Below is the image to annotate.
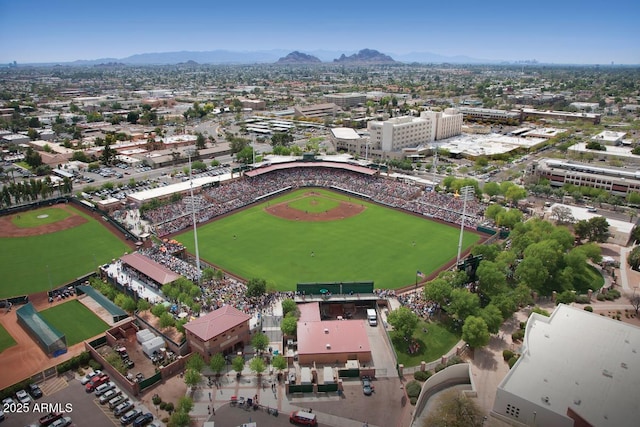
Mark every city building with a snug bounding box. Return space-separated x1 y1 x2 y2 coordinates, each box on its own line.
323 93 366 108
458 107 521 123
529 158 640 197
492 304 640 427
421 108 463 140
591 130 627 145
293 103 338 118
184 305 251 362
368 115 435 152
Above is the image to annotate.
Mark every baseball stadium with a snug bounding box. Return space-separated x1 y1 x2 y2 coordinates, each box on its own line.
0 157 491 389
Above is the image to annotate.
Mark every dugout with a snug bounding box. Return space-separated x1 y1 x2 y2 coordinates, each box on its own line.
16 302 67 357
76 285 129 323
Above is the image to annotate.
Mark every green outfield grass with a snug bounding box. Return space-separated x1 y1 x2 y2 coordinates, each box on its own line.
0 205 130 298
177 188 481 290
0 323 17 353
39 300 109 346
11 207 71 228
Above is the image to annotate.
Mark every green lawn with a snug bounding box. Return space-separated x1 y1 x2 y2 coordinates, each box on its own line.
0 323 17 353
177 188 480 290
11 207 72 228
391 320 461 367
0 205 130 298
39 300 109 346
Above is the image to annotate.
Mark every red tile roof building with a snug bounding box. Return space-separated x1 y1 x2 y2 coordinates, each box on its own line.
184 305 251 362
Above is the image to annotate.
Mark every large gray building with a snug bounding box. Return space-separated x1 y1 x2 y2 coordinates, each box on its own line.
492 304 640 427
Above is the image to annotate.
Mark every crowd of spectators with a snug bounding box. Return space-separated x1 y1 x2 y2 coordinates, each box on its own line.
140 166 487 236
139 242 201 282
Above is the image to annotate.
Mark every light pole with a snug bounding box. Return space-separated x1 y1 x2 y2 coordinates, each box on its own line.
457 186 474 265
187 149 202 283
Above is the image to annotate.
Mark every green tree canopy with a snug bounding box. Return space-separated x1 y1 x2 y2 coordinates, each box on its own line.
232 355 245 375
281 299 298 317
249 357 266 375
209 353 225 374
246 278 267 297
281 316 297 336
387 306 419 340
251 332 269 353
186 354 205 372
447 289 480 321
461 315 490 348
272 354 287 372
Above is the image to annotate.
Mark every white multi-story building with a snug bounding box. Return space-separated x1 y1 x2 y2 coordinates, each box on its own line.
492 304 640 427
368 115 435 152
421 108 463 140
367 109 463 154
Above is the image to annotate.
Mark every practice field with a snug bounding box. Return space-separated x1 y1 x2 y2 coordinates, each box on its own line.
38 300 109 346
0 323 17 353
0 205 130 298
177 188 481 290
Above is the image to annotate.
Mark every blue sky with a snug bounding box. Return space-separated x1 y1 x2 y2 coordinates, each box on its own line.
0 0 638 64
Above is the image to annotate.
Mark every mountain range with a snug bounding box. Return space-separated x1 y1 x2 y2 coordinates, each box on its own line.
54 48 497 67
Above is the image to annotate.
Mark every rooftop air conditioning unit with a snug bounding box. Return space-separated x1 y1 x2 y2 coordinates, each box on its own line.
324 328 329 334
326 344 331 349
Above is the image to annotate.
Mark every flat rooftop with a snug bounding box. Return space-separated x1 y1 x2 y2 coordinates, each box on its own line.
498 304 640 427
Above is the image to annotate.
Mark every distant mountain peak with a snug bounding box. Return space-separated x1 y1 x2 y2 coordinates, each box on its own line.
333 48 396 64
276 51 322 64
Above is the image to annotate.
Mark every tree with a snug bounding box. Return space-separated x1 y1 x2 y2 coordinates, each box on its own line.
186 353 205 372
479 304 503 334
447 289 480 322
159 311 176 328
195 133 207 149
271 132 294 147
629 291 640 315
137 299 151 312
628 246 640 271
281 316 297 336
421 389 485 427
574 220 591 243
387 306 419 340
483 182 501 198
184 368 201 389
461 316 490 348
504 185 527 206
485 204 505 222
168 410 190 427
235 145 255 164
588 216 610 242
246 278 266 297
550 206 575 225
476 261 507 297
251 332 269 354
249 357 266 376
281 299 298 317
272 354 287 372
209 353 225 375
176 396 194 415
232 355 245 376
423 279 452 307
25 148 43 168
101 142 116 165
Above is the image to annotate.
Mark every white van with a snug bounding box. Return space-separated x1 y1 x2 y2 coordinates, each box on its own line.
366 309 377 326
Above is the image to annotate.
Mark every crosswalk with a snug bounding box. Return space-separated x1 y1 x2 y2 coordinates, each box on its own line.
40 377 68 396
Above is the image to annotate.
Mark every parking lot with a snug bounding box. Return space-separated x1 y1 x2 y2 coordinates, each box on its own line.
2 375 133 427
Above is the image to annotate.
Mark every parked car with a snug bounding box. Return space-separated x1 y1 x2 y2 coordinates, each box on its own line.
80 370 102 385
108 395 127 410
362 376 374 396
132 412 153 427
95 381 115 396
120 409 142 425
289 410 318 426
1 398 15 408
85 374 109 392
50 417 72 427
114 400 134 417
15 390 31 404
27 383 43 399
38 413 62 426
99 388 121 404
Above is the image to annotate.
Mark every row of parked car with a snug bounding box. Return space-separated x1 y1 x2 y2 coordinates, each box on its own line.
0 383 45 423
80 370 156 426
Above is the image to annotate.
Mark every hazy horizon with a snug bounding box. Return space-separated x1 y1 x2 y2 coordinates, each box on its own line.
0 0 638 65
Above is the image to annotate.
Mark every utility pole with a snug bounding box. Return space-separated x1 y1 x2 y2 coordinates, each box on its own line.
457 186 474 265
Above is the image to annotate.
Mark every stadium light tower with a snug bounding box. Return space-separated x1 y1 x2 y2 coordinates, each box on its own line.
187 148 202 283
456 185 474 265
